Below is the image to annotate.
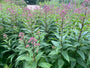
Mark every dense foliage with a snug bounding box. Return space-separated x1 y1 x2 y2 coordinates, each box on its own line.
0 0 90 68
24 0 49 5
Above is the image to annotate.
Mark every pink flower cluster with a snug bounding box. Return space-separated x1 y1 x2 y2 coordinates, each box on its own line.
28 37 37 43
62 4 70 10
7 8 17 15
43 5 51 14
0 26 2 29
28 37 40 46
19 32 24 40
84 0 90 2
4 0 11 3
56 7 60 13
0 4 3 10
59 10 67 18
22 7 33 20
74 8 82 14
82 0 90 7
26 44 29 48
3 34 7 38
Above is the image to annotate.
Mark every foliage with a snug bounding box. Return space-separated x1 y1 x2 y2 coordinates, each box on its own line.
0 0 90 68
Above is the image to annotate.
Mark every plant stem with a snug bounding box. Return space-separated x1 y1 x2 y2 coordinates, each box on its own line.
76 6 87 50
78 8 87 42
45 13 47 33
33 43 35 62
61 18 64 51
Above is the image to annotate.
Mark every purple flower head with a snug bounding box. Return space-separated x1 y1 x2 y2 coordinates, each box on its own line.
23 7 30 13
0 4 3 10
87 10 90 14
3 34 7 38
0 4 3 7
59 10 67 18
85 0 89 2
4 0 11 3
34 43 40 46
28 37 37 43
81 2 86 7
26 44 29 48
56 7 60 13
19 32 24 40
7 8 17 16
28 13 32 17
0 26 3 29
19 32 24 37
43 5 51 13
74 7 83 14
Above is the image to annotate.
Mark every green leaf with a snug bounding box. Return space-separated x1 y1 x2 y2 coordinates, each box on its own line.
58 59 64 68
77 50 85 60
79 23 82 29
71 61 76 68
88 53 90 61
15 54 33 67
49 49 59 55
38 62 52 68
55 33 61 39
82 31 88 36
35 52 43 62
4 64 9 68
8 54 16 63
51 41 61 48
77 58 87 68
24 62 37 68
62 51 69 62
30 62 37 68
63 44 72 49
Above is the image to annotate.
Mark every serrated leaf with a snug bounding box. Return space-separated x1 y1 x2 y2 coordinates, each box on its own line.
51 41 60 48
24 61 37 68
8 54 16 63
62 51 69 62
77 50 85 60
71 61 76 68
38 62 52 68
58 59 64 68
77 58 87 68
79 23 82 29
35 52 43 62
63 44 72 49
55 33 61 39
82 31 88 36
49 49 59 55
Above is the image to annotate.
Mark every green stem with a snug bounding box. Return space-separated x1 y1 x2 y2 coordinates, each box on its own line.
61 18 64 52
33 43 35 62
76 5 87 51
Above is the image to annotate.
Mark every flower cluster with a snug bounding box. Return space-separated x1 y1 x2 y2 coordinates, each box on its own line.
84 0 90 2
74 7 83 14
28 37 37 43
0 4 3 10
26 37 40 48
59 10 67 18
3 34 8 38
43 5 51 14
7 8 17 15
62 4 70 10
0 26 3 29
4 0 11 3
28 37 40 46
19 32 25 41
22 7 33 21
